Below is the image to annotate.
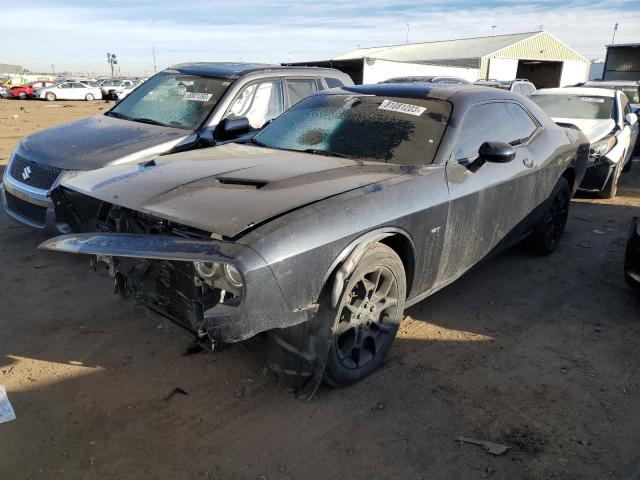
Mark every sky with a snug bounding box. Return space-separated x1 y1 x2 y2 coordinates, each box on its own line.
1 0 639 76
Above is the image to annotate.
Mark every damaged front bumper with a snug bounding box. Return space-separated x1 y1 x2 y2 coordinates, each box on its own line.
580 140 627 192
38 233 317 345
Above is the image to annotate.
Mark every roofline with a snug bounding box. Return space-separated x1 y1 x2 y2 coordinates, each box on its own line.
484 31 589 63
606 43 640 48
340 30 543 54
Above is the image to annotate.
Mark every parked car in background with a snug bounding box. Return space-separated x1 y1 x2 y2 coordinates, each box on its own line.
40 83 588 395
0 85 9 98
1 63 353 233
581 80 640 154
37 81 102 101
475 79 537 97
10 80 57 99
107 81 142 100
530 87 638 198
100 79 134 98
626 217 640 291
380 76 470 84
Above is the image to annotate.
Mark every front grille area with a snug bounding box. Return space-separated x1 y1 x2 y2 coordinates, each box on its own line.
5 192 47 226
9 154 63 190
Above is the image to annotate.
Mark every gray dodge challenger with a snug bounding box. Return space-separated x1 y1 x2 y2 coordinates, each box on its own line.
40 83 589 396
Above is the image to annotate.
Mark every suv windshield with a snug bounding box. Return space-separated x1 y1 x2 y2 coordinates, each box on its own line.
107 72 230 130
531 94 614 120
253 94 451 165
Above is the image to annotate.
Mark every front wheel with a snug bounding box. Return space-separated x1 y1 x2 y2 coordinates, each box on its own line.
85 93 94 101
600 165 620 199
528 177 571 255
45 92 56 101
18 91 27 100
265 242 406 396
325 243 406 387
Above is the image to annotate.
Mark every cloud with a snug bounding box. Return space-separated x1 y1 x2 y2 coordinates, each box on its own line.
1 0 638 75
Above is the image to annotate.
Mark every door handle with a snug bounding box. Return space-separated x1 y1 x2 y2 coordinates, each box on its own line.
523 158 534 168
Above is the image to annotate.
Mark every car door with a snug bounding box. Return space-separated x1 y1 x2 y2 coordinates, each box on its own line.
57 82 73 100
438 101 540 284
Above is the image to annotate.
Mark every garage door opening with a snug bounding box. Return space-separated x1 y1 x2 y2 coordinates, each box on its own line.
516 60 563 88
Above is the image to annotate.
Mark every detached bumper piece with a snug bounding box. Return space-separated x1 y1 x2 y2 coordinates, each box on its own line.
625 217 640 291
580 159 614 192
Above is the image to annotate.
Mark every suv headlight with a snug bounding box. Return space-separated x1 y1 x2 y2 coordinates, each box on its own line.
590 135 617 157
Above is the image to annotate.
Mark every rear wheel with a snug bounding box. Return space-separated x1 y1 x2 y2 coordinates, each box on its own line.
85 93 94 101
528 177 571 255
18 91 27 100
45 92 56 101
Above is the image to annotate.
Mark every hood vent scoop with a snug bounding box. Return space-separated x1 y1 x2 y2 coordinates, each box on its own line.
215 177 267 189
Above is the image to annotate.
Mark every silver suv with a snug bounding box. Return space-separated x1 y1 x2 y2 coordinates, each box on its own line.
1 63 353 233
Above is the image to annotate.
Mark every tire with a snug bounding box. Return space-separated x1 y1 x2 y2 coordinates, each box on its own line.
325 242 406 387
45 92 56 101
528 177 571 255
85 93 94 101
18 91 27 100
600 165 620 199
266 242 406 396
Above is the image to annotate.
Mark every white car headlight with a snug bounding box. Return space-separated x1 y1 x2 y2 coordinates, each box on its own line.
590 135 617 157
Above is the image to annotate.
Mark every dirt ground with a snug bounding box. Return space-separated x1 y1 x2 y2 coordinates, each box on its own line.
0 98 639 480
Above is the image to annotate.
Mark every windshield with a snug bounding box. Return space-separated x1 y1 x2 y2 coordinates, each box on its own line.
107 72 230 130
253 94 451 165
531 94 614 120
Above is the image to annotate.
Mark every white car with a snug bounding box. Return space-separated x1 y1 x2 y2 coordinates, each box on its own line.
531 87 638 198
38 81 102 101
108 81 142 100
100 79 134 98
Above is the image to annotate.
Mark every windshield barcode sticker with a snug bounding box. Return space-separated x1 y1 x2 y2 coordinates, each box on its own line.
183 92 213 102
378 99 426 116
579 97 605 103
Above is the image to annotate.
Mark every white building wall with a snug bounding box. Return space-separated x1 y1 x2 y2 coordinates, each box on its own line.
362 58 479 84
559 61 590 86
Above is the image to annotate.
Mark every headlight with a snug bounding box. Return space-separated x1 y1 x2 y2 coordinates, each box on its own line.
590 135 617 157
224 264 243 288
194 261 219 279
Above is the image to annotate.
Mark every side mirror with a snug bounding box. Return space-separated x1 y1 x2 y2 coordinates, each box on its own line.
625 112 638 126
216 117 252 140
478 141 516 163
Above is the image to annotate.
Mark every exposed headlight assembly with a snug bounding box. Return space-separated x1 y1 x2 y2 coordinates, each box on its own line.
590 135 617 157
193 261 244 293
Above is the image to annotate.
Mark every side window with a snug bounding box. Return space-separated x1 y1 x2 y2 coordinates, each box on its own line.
59 83 72 89
286 78 318 106
73 83 85 88
324 77 344 89
225 79 284 129
505 103 538 143
453 103 522 161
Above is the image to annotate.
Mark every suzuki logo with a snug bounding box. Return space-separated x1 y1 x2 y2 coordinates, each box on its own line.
22 166 32 181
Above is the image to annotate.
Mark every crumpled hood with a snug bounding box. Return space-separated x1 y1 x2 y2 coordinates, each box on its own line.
60 143 418 237
18 114 192 171
552 117 615 143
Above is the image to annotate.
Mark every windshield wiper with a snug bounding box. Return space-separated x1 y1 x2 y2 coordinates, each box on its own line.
128 117 169 127
249 138 268 147
106 111 129 120
303 148 356 159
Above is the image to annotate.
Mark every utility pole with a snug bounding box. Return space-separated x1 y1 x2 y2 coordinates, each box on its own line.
406 24 410 43
611 22 618 45
152 45 157 73
107 52 118 78
491 25 497 36
51 64 55 76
